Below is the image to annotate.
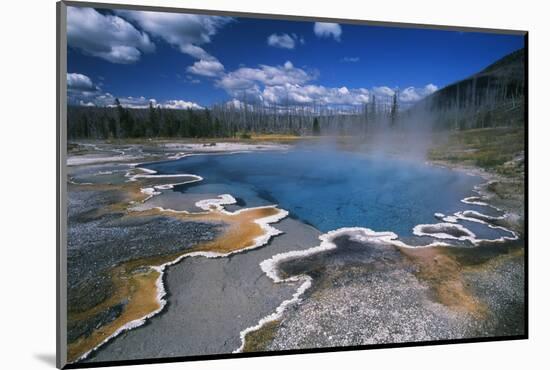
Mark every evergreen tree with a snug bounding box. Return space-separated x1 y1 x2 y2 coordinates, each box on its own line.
148 101 159 137
390 89 399 127
312 117 321 135
115 98 134 137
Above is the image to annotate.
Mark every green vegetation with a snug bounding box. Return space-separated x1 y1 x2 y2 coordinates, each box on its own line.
429 127 524 177
242 320 281 353
430 126 525 225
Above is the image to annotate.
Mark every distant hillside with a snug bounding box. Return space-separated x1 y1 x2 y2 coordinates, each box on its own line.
414 48 525 130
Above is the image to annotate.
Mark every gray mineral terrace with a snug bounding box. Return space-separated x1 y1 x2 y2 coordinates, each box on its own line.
264 235 524 350
85 217 321 361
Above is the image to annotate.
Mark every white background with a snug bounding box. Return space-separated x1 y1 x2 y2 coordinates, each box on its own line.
1 0 548 368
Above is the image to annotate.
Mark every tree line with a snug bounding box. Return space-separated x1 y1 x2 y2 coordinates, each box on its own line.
67 95 400 139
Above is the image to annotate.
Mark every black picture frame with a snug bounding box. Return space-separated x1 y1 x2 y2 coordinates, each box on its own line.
57 1 528 368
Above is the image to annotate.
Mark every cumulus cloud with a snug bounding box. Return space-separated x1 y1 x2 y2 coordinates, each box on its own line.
67 7 155 64
313 22 342 41
114 96 158 109
423 83 438 94
67 72 103 105
116 10 232 61
67 73 203 109
214 60 436 108
83 93 204 110
262 84 370 106
217 61 314 99
66 72 105 106
267 33 296 49
162 100 204 110
187 59 225 77
399 84 439 103
225 99 252 110
370 84 439 103
79 101 96 107
69 91 157 109
399 87 421 102
372 86 396 97
67 73 96 92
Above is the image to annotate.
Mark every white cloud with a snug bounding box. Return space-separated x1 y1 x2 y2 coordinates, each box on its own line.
116 10 232 61
67 72 103 105
424 83 438 94
217 61 314 100
100 95 204 110
372 86 396 97
341 57 360 62
267 33 295 49
67 7 155 64
370 84 438 103
67 74 203 109
225 99 250 110
262 83 370 106
187 59 225 77
313 22 342 41
260 83 436 107
399 87 421 102
162 100 204 110
108 95 157 109
399 84 439 103
267 33 305 49
215 60 436 108
67 73 96 91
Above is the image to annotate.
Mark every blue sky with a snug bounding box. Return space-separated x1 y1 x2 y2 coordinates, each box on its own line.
66 6 524 109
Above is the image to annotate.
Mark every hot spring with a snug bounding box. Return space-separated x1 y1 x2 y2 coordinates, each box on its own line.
141 147 509 242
